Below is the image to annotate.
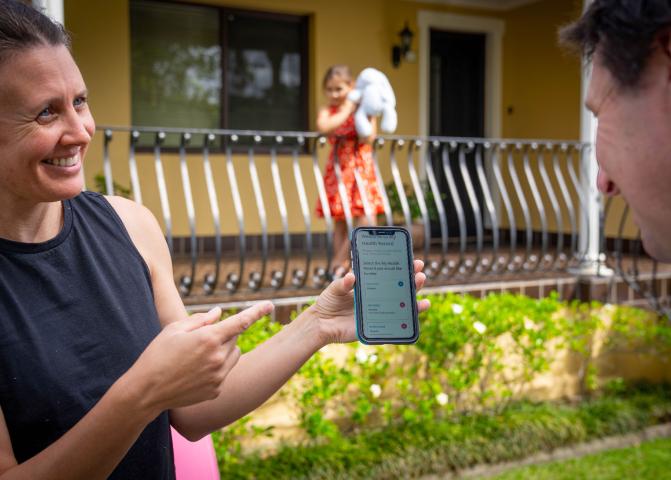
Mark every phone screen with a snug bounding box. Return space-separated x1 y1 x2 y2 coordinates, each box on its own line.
352 228 418 343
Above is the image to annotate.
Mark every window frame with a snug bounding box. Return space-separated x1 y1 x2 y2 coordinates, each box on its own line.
130 0 311 153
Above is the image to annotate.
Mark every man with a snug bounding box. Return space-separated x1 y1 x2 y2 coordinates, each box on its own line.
561 0 671 262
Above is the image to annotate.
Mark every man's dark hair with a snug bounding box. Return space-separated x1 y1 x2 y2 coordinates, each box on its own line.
560 0 671 89
0 0 70 64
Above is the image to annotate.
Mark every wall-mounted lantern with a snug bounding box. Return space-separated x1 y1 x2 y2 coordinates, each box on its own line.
392 22 415 68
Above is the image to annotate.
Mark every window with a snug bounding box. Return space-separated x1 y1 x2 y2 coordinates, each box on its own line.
130 0 309 146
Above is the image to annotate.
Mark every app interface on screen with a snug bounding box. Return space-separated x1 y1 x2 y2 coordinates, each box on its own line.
356 231 414 339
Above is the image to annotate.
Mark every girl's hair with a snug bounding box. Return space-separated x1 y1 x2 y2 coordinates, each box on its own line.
0 0 71 64
322 64 353 88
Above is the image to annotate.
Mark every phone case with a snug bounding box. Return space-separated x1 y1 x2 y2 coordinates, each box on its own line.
351 226 420 345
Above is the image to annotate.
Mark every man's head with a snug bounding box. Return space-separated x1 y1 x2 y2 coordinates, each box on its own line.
561 1 671 261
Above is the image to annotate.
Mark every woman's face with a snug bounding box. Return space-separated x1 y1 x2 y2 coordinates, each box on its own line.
0 44 95 208
324 77 353 107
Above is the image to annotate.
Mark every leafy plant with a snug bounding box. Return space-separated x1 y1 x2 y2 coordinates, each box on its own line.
93 173 132 198
385 180 442 222
212 294 671 478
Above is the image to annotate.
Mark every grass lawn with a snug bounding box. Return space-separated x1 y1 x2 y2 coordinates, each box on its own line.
484 436 671 480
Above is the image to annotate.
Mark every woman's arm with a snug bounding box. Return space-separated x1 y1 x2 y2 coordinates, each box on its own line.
316 100 357 134
109 195 428 441
170 264 429 440
0 371 159 479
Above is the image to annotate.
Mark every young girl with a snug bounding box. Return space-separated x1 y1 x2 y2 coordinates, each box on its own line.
316 65 386 277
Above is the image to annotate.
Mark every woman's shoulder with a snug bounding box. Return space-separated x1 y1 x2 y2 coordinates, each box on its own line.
103 196 166 269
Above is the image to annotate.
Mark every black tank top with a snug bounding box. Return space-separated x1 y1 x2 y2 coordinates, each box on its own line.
0 192 175 479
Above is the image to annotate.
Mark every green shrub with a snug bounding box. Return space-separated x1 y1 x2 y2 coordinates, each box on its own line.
217 386 671 479
211 294 671 478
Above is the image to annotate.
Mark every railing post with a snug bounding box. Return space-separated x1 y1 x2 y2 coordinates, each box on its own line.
576 46 611 277
33 0 63 23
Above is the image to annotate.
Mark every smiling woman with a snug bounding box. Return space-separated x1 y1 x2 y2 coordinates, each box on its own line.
0 44 94 229
0 1 429 479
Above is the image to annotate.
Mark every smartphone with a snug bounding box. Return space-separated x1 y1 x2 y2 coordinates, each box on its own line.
351 226 419 344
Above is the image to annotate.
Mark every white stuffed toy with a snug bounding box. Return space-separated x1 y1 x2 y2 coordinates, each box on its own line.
347 68 397 138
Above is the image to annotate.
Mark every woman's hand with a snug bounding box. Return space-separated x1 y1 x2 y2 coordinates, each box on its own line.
126 302 273 415
312 260 430 345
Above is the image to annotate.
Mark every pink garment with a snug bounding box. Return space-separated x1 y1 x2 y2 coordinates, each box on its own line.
171 428 220 480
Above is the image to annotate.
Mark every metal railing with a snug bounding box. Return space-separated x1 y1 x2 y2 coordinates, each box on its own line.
601 197 671 318
96 127 601 296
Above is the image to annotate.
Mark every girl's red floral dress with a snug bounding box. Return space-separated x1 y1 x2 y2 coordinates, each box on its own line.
316 106 386 220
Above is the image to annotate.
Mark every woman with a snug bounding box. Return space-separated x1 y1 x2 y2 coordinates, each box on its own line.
0 2 429 478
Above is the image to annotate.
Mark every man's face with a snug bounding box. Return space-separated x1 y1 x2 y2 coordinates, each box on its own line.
586 45 671 261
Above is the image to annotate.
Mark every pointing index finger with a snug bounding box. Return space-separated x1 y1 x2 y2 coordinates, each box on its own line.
210 301 274 342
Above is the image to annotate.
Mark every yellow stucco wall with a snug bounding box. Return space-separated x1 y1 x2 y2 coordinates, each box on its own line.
65 0 584 236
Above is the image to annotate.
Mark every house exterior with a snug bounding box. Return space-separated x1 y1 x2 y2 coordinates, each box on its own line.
54 0 592 239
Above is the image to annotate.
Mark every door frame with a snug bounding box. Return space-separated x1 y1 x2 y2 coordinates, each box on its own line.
418 10 505 140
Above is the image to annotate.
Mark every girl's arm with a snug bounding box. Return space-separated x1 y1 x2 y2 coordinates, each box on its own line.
316 100 357 134
360 115 378 145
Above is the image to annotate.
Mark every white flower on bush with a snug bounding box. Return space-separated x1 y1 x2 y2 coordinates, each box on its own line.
436 392 449 406
369 354 378 364
473 321 487 334
523 318 535 330
370 384 382 398
452 303 464 315
355 348 368 363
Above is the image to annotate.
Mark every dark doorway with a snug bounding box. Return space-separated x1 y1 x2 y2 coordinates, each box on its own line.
429 29 486 237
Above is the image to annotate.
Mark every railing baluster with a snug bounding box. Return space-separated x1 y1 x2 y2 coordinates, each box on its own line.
492 144 518 272
568 145 590 262
538 144 563 269
352 148 375 227
372 139 393 226
492 143 519 271
333 137 354 238
458 142 482 274
291 137 311 288
270 137 290 289
178 133 197 296
153 132 172 256
311 137 332 286
614 204 628 281
476 142 499 273
103 129 114 196
553 144 576 264
523 144 546 271
128 130 142 204
425 140 449 276
509 143 533 270
407 140 430 269
442 142 466 275
390 140 412 232
248 135 267 291
600 196 614 278
202 133 221 295
225 135 245 292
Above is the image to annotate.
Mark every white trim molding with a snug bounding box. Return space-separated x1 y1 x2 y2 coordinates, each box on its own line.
32 0 64 24
418 11 504 139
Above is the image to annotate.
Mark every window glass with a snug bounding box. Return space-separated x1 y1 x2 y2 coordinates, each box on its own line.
225 12 306 132
130 1 309 148
131 0 220 146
